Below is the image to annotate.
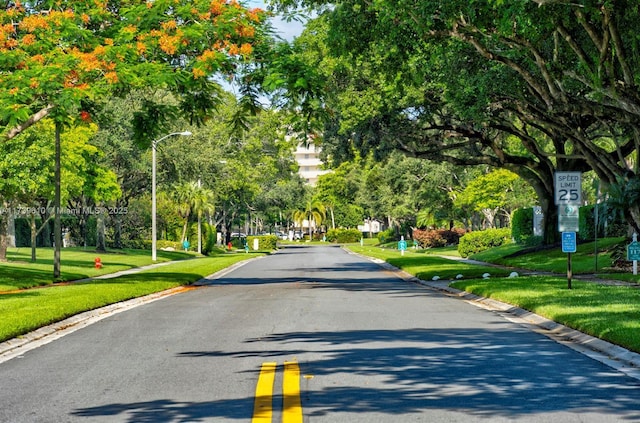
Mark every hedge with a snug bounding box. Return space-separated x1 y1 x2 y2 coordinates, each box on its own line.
511 208 533 244
246 235 278 251
458 228 512 258
326 228 362 243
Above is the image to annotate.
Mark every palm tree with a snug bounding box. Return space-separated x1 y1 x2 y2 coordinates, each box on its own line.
604 175 640 235
173 181 197 243
173 181 215 248
293 198 326 239
191 182 215 254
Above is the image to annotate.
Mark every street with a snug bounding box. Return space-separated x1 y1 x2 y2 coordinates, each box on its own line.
1 245 640 422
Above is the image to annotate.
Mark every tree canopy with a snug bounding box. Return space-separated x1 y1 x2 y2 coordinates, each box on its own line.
268 0 640 241
0 0 268 138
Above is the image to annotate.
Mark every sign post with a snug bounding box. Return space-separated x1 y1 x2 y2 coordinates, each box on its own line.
398 237 407 256
555 172 582 290
562 232 577 289
627 233 640 276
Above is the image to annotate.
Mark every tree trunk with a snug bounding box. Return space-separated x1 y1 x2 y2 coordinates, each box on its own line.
53 122 61 279
181 216 189 243
7 211 15 248
30 214 37 262
113 211 122 249
0 209 7 262
96 211 107 253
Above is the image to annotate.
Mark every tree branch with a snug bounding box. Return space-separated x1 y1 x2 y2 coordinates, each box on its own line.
4 104 55 140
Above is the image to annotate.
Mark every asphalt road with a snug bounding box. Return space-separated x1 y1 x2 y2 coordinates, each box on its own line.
2 245 640 422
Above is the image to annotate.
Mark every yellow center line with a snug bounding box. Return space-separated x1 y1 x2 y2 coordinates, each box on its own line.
252 362 277 423
283 360 303 423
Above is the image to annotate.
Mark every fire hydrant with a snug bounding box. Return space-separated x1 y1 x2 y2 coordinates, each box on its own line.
94 257 102 269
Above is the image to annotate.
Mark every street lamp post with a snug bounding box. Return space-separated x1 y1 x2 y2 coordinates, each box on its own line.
152 131 192 261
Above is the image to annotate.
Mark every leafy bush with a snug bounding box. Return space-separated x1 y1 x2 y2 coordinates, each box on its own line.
511 208 533 244
377 227 397 244
413 228 466 248
201 223 217 256
458 228 512 258
246 235 278 250
413 228 446 248
230 237 246 249
326 228 362 243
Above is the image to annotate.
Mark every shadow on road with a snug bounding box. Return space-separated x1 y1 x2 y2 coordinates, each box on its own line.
70 246 640 422
73 326 640 421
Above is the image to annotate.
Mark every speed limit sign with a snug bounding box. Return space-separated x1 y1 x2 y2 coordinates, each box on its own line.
554 172 581 205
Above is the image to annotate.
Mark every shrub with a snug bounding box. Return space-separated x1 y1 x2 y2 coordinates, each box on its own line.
230 237 246 249
201 223 217 256
246 235 278 251
458 228 512 258
116 239 151 250
442 228 466 244
413 228 466 248
413 228 447 248
511 208 533 244
326 228 362 243
377 227 397 244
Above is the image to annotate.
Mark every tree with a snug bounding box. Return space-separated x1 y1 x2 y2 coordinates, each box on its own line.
270 0 640 243
0 0 268 277
0 120 119 261
172 181 212 245
190 183 216 254
293 197 326 238
453 169 535 229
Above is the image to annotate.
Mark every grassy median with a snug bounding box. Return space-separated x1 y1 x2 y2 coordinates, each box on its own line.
0 252 258 343
0 247 195 291
349 240 640 354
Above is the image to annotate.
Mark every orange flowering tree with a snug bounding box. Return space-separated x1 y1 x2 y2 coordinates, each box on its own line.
0 0 267 138
0 0 268 278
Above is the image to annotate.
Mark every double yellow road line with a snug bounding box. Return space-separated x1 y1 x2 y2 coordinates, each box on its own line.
252 360 303 423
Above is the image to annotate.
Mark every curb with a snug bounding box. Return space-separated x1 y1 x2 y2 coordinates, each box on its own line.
368 256 640 381
0 256 258 364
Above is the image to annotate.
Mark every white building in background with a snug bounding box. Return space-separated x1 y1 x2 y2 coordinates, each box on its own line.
358 219 383 235
294 143 330 186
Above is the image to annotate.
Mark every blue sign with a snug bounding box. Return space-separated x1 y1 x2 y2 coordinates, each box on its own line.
398 240 407 251
628 241 640 261
561 232 577 253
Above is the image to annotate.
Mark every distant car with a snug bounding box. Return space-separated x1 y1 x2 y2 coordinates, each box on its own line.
230 232 246 238
293 231 303 240
276 231 288 240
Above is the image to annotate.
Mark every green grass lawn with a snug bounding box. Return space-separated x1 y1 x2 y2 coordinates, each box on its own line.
348 241 640 354
0 254 256 343
0 247 194 291
348 245 508 279
472 237 625 275
450 276 640 353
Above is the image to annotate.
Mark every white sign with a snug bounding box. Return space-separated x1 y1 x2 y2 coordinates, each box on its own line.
533 206 543 236
554 172 582 205
558 204 579 232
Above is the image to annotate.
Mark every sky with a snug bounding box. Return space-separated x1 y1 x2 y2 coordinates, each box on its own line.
217 1 306 98
247 0 306 41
